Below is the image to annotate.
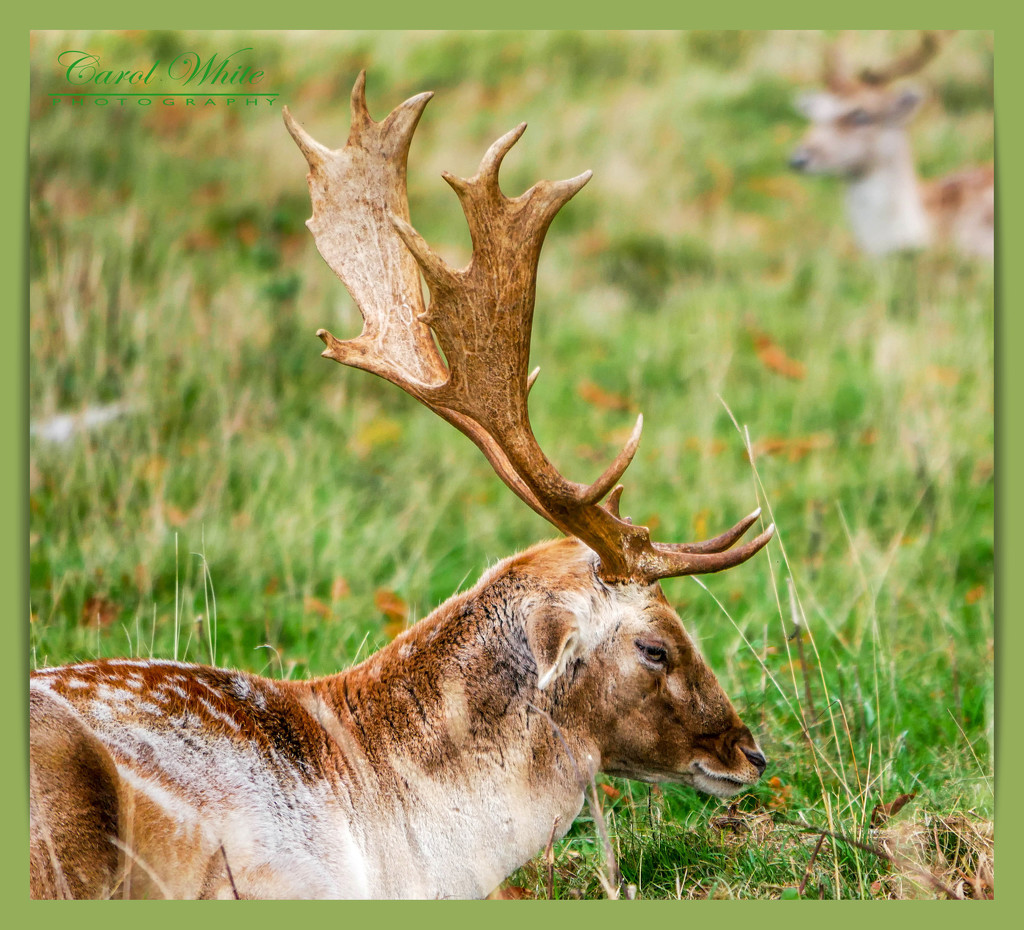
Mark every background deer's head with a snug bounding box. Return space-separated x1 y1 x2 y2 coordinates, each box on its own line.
789 31 947 178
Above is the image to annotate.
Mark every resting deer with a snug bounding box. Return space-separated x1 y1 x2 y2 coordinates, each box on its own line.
30 74 774 900
789 31 994 258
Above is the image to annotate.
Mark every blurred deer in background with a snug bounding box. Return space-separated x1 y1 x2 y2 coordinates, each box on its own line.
30 74 774 899
790 31 994 258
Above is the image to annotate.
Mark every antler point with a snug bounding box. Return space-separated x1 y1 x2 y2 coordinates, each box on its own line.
442 171 469 194
284 106 331 167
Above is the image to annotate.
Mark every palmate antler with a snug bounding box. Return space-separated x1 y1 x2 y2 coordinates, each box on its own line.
283 73 773 585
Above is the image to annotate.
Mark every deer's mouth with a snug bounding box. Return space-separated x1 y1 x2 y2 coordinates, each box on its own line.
690 760 752 798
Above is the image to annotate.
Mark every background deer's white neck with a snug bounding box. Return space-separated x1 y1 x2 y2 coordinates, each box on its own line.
846 131 931 254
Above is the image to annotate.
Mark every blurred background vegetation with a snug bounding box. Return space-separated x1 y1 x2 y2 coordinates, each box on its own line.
29 30 993 898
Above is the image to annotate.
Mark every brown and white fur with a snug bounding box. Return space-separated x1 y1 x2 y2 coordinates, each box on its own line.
791 65 993 258
30 538 766 899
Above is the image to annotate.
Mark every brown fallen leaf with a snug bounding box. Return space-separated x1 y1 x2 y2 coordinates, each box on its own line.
746 174 808 205
767 776 793 811
375 589 408 622
750 433 831 462
142 455 168 483
751 331 806 381
684 437 728 456
871 792 916 827
183 228 221 252
81 594 119 629
235 220 260 247
375 589 409 640
164 504 190 528
577 379 631 412
642 514 661 534
304 597 332 620
331 576 351 601
489 885 534 900
964 585 985 605
710 802 743 831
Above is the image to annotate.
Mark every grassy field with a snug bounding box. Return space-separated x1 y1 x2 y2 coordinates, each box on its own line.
28 30 994 899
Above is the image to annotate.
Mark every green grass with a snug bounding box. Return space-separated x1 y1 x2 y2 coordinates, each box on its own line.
29 30 993 899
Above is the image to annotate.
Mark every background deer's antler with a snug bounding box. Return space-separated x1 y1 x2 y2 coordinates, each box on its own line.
858 30 952 86
284 72 773 584
823 32 859 94
824 30 954 92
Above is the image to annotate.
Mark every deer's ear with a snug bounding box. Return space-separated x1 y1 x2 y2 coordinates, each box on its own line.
525 607 583 690
883 88 924 124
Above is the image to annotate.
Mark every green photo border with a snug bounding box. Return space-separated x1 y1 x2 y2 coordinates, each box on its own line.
6 3 1011 928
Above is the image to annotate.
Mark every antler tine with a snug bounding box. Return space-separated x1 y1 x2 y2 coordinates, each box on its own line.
283 106 332 168
603 485 626 519
858 31 947 86
580 414 643 506
290 74 774 587
661 507 764 555
643 523 776 579
476 122 528 185
823 31 858 94
348 69 373 137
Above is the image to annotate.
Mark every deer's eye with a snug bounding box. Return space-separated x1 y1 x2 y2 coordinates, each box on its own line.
845 108 874 126
635 639 668 668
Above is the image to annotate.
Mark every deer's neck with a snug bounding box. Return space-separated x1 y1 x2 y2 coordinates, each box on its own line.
304 586 594 898
846 133 931 255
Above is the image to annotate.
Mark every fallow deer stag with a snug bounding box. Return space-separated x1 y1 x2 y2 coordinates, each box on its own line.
30 73 774 900
790 31 994 258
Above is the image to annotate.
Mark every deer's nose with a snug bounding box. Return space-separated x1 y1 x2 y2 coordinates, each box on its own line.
789 149 811 172
742 746 768 775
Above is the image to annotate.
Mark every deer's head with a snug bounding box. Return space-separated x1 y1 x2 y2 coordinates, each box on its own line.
485 537 765 797
790 31 946 177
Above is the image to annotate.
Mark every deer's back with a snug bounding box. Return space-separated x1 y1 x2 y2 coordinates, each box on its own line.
923 163 995 257
30 660 361 898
